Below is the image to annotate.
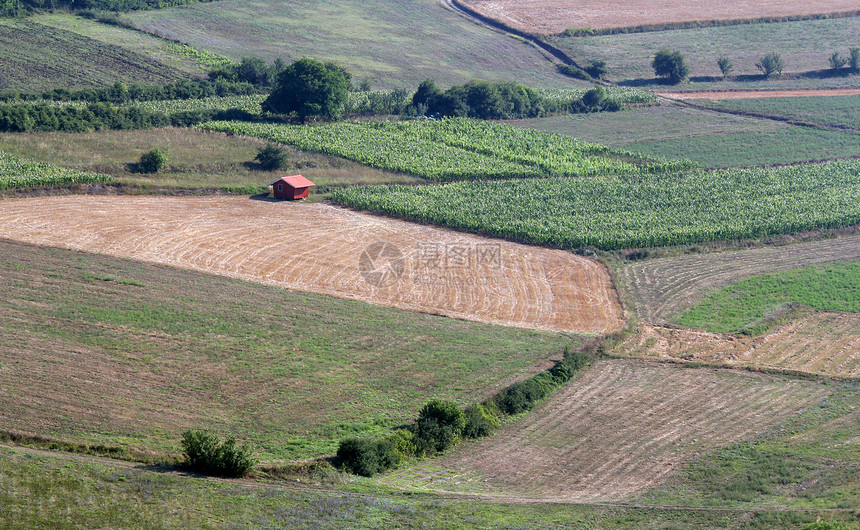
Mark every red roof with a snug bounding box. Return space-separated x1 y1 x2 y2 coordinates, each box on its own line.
270 175 315 188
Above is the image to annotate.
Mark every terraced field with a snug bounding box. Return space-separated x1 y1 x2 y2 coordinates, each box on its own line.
384 360 830 501
458 0 860 33
616 315 860 378
0 196 624 334
0 20 187 92
622 233 860 324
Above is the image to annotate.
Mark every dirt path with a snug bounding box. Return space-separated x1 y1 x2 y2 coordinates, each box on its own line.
383 359 830 502
658 89 860 100
622 234 860 325
616 314 860 379
0 196 624 334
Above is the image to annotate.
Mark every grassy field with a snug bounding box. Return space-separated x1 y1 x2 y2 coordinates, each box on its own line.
123 0 576 89
510 102 860 167
678 261 860 333
546 16 860 87
0 128 420 190
332 160 860 250
384 360 833 502
702 94 860 129
0 20 188 92
5 448 846 529
0 150 111 190
0 240 573 461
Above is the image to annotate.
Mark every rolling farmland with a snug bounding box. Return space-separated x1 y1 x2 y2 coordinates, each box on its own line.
457 0 860 34
0 196 624 334
616 315 860 378
332 160 860 250
384 360 830 501
622 233 860 324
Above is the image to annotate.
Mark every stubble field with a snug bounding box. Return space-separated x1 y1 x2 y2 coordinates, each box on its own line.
0 196 624 334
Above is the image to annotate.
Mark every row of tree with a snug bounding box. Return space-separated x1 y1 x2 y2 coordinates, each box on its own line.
1 0 212 16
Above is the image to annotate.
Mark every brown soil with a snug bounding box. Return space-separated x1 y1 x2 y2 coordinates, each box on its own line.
616 314 860 378
457 0 860 34
621 234 860 325
384 359 830 501
659 89 860 100
0 196 624 334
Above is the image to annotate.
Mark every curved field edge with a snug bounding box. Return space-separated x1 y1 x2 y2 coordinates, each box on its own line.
381 359 833 502
331 159 860 250
4 448 848 529
0 150 111 190
0 238 580 462
677 261 860 334
621 232 860 325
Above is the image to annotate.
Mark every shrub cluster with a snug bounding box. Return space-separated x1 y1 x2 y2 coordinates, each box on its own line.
0 79 260 105
4 0 213 15
336 348 592 477
556 60 608 80
180 430 256 477
0 103 253 133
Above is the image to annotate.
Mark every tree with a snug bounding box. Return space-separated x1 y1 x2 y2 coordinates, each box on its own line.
850 48 860 73
414 399 465 455
262 58 350 122
652 49 689 84
717 56 734 79
756 53 784 78
138 147 168 174
254 144 288 171
829 52 848 71
581 86 607 111
585 60 608 79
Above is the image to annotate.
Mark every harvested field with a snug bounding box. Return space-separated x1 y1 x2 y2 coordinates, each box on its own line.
457 0 860 34
384 359 830 501
660 89 860 100
622 234 860 324
0 196 623 334
615 314 860 378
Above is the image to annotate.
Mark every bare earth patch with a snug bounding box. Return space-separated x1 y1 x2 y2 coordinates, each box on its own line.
616 314 860 378
659 89 860 100
622 234 860 325
457 0 860 34
383 359 829 502
0 196 623 334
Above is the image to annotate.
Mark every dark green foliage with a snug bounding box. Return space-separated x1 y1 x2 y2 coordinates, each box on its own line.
652 49 690 84
262 58 351 122
137 147 168 174
415 399 466 455
209 58 285 87
756 53 785 78
5 0 215 14
581 86 607 111
495 350 591 415
717 56 734 78
585 60 608 79
850 48 860 73
462 404 498 439
254 144 288 171
830 52 848 71
556 64 590 80
335 437 399 477
413 80 546 119
180 430 256 477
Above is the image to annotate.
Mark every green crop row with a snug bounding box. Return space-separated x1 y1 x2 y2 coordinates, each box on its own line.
538 87 657 106
200 118 689 181
331 159 860 250
0 151 111 190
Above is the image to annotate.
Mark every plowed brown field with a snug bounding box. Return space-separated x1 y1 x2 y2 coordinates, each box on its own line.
383 359 829 501
622 234 860 324
616 314 860 378
0 196 624 334
457 0 860 34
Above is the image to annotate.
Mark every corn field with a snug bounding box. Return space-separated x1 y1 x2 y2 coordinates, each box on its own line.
0 151 111 190
331 159 860 250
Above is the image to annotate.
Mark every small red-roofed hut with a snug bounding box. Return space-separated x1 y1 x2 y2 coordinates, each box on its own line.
270 175 315 200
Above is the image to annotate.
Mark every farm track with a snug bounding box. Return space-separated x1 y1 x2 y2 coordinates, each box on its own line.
0 196 624 334
616 314 860 378
383 359 830 502
622 234 860 324
455 0 860 34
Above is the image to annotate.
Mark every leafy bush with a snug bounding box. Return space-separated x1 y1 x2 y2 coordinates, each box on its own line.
717 56 734 79
336 437 399 477
829 52 848 71
850 48 860 73
556 64 590 80
652 49 689 84
462 404 499 438
411 79 547 119
581 86 607 111
180 430 256 477
255 144 289 171
415 399 465 455
756 53 785 78
585 60 608 79
138 148 169 174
